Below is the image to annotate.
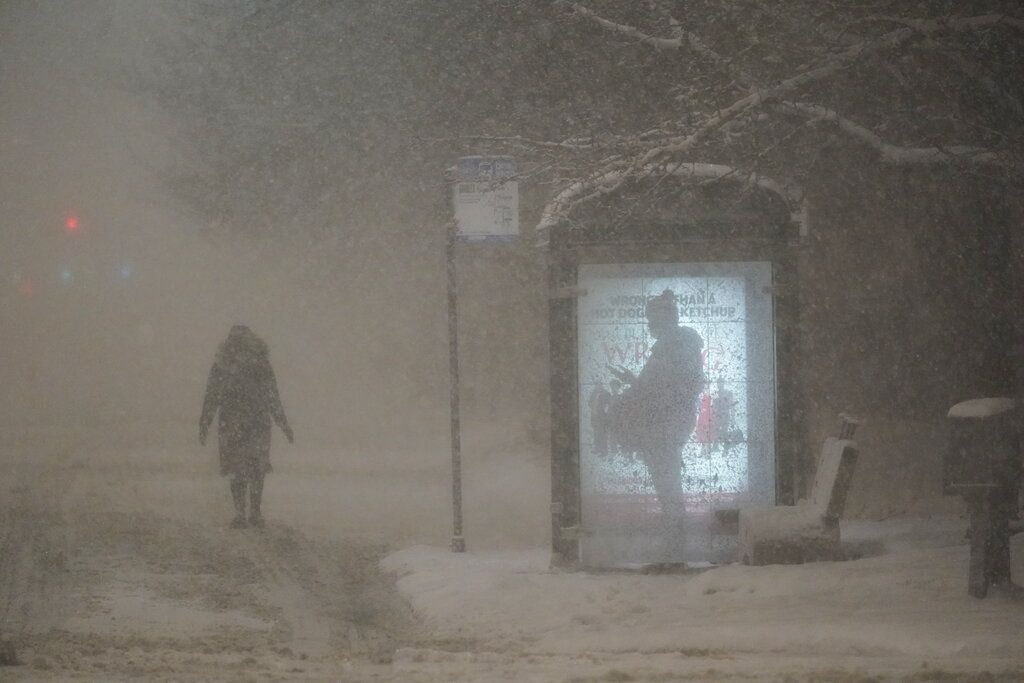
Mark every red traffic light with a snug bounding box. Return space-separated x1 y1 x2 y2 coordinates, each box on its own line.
65 215 79 233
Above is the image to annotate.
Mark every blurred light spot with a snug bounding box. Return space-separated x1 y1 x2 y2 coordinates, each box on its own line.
65 215 79 233
59 267 73 283
119 263 133 279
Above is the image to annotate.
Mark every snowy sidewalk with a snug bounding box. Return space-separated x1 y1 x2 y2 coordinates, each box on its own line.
383 518 1024 674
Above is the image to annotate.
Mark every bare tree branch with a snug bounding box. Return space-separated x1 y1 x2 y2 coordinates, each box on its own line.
561 1 682 50
421 134 598 152
538 162 800 232
873 13 1024 35
538 11 1024 230
912 38 1024 117
564 0 757 89
779 102 1007 167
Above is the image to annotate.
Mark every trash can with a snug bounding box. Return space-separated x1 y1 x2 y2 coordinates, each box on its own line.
946 398 1021 598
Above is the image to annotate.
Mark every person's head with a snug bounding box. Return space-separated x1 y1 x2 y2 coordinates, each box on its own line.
645 289 679 338
228 324 252 340
223 324 267 355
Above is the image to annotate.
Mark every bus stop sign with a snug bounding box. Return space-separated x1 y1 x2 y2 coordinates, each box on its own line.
453 156 518 241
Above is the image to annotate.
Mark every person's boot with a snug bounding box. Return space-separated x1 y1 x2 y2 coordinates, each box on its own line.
230 479 248 528
248 475 265 528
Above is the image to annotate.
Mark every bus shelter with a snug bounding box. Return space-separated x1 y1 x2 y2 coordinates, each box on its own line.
545 175 806 569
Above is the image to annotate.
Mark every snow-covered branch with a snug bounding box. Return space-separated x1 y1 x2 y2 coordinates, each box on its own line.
780 102 1006 167
561 1 682 51
564 1 755 88
537 11 1024 232
635 20 933 163
423 134 597 152
538 162 801 233
873 13 1024 36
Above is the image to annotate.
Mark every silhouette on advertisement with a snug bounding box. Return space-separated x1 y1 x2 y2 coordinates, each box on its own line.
594 289 705 533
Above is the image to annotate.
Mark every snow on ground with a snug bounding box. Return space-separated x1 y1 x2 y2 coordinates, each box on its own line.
383 519 1024 679
2 436 1023 681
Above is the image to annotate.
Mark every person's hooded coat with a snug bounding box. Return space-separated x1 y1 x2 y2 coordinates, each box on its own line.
200 326 292 476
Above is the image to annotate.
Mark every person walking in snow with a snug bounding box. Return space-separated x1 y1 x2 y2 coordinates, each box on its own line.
200 325 293 528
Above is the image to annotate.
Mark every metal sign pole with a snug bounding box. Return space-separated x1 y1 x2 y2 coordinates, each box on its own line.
446 212 466 553
446 156 518 554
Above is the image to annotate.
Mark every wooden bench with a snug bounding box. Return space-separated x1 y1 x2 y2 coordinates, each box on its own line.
738 435 859 565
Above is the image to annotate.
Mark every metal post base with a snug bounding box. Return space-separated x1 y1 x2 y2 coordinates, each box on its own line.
450 536 466 553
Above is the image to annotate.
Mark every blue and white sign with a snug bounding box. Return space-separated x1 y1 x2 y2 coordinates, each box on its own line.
453 156 519 240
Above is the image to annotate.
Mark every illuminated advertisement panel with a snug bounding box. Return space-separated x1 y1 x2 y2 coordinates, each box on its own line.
577 262 775 566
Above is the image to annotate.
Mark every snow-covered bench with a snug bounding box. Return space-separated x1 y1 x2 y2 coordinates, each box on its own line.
738 437 859 565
